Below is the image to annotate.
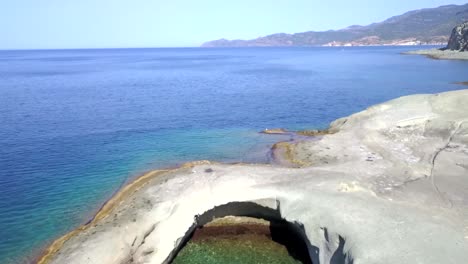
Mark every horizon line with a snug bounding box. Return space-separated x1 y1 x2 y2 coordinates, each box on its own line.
0 44 445 52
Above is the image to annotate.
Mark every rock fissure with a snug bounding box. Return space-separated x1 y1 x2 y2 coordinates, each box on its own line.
429 121 465 205
126 224 157 263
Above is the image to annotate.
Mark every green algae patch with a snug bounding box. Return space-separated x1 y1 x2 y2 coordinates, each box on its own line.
172 220 307 264
173 234 302 264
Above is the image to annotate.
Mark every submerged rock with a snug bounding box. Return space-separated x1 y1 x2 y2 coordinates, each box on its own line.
38 90 468 264
260 128 289 135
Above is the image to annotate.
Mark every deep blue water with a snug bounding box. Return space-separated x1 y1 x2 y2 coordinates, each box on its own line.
0 47 467 263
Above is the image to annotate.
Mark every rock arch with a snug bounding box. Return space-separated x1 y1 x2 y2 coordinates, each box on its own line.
165 200 353 264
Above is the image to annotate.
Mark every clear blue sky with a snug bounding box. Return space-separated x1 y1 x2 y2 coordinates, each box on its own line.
1 0 467 49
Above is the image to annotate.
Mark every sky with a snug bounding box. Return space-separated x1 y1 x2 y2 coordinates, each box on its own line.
1 0 467 49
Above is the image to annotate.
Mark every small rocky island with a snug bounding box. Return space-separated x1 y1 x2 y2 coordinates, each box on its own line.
36 89 468 264
406 21 468 60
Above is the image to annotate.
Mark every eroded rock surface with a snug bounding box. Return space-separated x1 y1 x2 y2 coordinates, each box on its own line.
40 90 468 264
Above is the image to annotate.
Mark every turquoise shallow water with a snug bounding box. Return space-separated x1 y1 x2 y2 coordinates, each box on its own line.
0 47 467 263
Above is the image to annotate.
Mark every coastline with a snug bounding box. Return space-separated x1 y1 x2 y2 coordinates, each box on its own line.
403 48 468 60
36 128 321 263
36 90 468 264
36 169 169 264
35 153 298 263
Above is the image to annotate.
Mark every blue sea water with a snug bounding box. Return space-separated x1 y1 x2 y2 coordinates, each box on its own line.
0 47 467 263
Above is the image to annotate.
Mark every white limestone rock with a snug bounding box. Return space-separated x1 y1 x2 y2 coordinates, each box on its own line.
43 90 468 264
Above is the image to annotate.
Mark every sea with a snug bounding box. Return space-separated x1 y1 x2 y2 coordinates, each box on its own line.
0 46 467 263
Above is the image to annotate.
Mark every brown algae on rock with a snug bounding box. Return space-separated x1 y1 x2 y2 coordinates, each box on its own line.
271 141 311 167
296 129 334 137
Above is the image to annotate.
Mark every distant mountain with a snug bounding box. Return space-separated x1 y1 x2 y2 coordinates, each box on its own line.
202 3 468 47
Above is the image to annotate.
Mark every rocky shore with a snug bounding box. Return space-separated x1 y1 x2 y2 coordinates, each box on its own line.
37 90 468 264
405 21 468 60
404 49 468 60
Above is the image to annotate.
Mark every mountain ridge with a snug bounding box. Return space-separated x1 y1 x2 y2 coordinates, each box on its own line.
202 3 468 47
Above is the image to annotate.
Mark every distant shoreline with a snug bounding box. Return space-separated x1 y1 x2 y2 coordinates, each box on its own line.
200 44 444 48
0 44 445 52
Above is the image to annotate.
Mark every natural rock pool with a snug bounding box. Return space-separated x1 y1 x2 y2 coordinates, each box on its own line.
172 216 311 264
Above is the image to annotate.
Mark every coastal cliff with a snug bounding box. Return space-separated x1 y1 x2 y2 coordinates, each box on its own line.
445 21 468 51
38 90 468 264
404 21 468 60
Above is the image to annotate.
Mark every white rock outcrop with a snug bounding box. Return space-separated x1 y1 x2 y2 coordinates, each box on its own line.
40 90 468 264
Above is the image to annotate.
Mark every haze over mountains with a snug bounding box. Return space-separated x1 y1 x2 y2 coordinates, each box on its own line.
202 3 468 47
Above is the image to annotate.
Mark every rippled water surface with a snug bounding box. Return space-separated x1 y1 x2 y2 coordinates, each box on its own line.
0 47 467 263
